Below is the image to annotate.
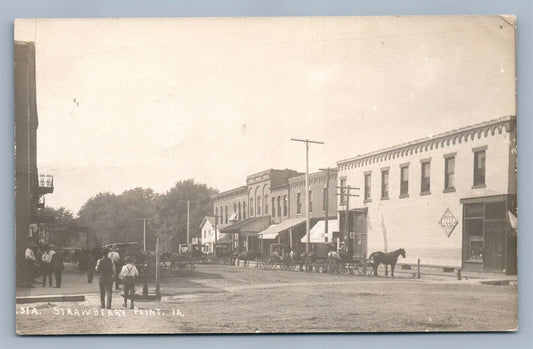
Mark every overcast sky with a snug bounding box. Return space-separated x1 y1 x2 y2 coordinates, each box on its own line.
15 16 516 214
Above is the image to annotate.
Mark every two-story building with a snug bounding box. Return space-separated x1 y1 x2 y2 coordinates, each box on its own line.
336 116 517 274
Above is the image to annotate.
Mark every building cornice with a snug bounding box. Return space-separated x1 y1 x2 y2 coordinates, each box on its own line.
211 186 247 200
337 116 515 171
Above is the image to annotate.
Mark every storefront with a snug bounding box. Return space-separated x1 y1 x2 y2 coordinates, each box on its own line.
461 194 517 274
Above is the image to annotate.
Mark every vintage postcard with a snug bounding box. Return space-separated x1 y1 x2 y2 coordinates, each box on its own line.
15 16 517 334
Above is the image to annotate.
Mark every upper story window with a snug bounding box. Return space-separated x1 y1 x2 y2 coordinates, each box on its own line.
381 169 389 199
309 190 313 212
400 165 409 197
297 193 302 214
473 148 486 187
264 194 269 215
238 202 242 221
277 196 281 217
249 198 254 217
224 206 228 224
283 195 288 216
243 201 246 220
340 178 347 204
421 160 431 194
364 173 371 201
257 196 261 216
272 197 276 217
444 155 456 191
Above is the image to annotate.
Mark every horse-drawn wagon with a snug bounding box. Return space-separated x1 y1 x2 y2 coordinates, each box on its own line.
260 243 297 271
159 252 195 277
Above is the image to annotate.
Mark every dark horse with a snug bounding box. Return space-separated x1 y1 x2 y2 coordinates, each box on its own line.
235 250 260 267
368 248 406 277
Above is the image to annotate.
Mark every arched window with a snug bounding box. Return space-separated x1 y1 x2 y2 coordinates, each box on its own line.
250 198 254 217
257 196 261 216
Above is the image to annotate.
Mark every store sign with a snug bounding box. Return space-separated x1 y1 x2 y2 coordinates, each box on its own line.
439 208 458 237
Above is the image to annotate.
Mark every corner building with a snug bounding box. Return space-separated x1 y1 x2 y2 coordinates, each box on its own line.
337 116 517 274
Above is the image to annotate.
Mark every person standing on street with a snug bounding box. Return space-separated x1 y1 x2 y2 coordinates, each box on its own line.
24 243 38 288
51 247 64 288
96 248 115 309
41 245 53 287
119 256 139 309
87 249 96 283
107 249 121 290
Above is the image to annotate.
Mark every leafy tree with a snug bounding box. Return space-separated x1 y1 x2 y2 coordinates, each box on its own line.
39 207 76 247
154 179 217 252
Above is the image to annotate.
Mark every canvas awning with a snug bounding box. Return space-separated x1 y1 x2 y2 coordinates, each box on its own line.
301 219 339 243
219 216 271 236
258 218 307 240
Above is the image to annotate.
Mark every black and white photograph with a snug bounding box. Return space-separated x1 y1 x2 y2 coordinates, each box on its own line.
14 15 518 334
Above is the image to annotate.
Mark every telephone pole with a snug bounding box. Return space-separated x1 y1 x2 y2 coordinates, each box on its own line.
291 138 324 253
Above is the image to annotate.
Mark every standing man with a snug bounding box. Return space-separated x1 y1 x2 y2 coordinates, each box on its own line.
96 248 115 309
51 247 64 288
24 243 37 288
119 256 139 309
41 245 53 287
108 248 121 290
86 249 96 283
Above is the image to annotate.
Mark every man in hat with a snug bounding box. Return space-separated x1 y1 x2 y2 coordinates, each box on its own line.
41 245 53 287
107 248 121 290
24 243 38 287
96 248 115 309
51 246 64 288
119 256 139 309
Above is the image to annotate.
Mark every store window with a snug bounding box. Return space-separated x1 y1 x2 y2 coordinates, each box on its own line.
463 199 509 269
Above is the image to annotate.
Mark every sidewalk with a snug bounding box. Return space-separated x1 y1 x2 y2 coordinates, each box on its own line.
16 263 106 298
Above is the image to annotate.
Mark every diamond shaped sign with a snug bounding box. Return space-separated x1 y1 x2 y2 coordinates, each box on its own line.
439 208 458 237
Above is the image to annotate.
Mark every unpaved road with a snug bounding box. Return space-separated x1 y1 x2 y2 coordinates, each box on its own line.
16 264 517 334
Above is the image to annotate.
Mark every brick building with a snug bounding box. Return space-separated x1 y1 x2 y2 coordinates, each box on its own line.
336 116 517 274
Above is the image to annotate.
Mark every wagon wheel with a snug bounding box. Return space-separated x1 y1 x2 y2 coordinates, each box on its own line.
280 258 294 271
262 258 274 270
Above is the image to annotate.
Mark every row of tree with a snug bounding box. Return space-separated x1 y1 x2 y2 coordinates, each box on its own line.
42 179 218 252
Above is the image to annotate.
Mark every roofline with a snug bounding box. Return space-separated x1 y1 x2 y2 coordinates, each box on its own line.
337 116 515 168
211 186 247 199
288 168 338 184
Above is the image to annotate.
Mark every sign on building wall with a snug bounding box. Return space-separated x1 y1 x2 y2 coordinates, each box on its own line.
439 208 458 237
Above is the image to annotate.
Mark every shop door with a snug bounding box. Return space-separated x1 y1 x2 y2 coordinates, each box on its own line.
484 221 506 270
352 212 367 260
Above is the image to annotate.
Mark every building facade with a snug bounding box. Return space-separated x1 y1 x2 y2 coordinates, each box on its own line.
15 41 54 275
336 116 517 273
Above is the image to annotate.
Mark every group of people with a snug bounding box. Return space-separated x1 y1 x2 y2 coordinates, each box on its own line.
24 242 64 288
94 248 139 309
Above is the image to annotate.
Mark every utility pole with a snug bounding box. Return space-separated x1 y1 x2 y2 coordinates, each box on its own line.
336 185 359 253
136 218 148 251
319 167 339 241
291 138 324 253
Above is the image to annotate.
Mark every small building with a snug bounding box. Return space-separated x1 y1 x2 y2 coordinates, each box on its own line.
336 116 517 274
199 216 223 253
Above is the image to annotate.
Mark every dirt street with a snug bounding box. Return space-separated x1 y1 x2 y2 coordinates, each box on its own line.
16 264 517 334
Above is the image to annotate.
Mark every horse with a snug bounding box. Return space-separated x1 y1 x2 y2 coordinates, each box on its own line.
235 250 260 267
299 251 316 272
368 248 406 277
